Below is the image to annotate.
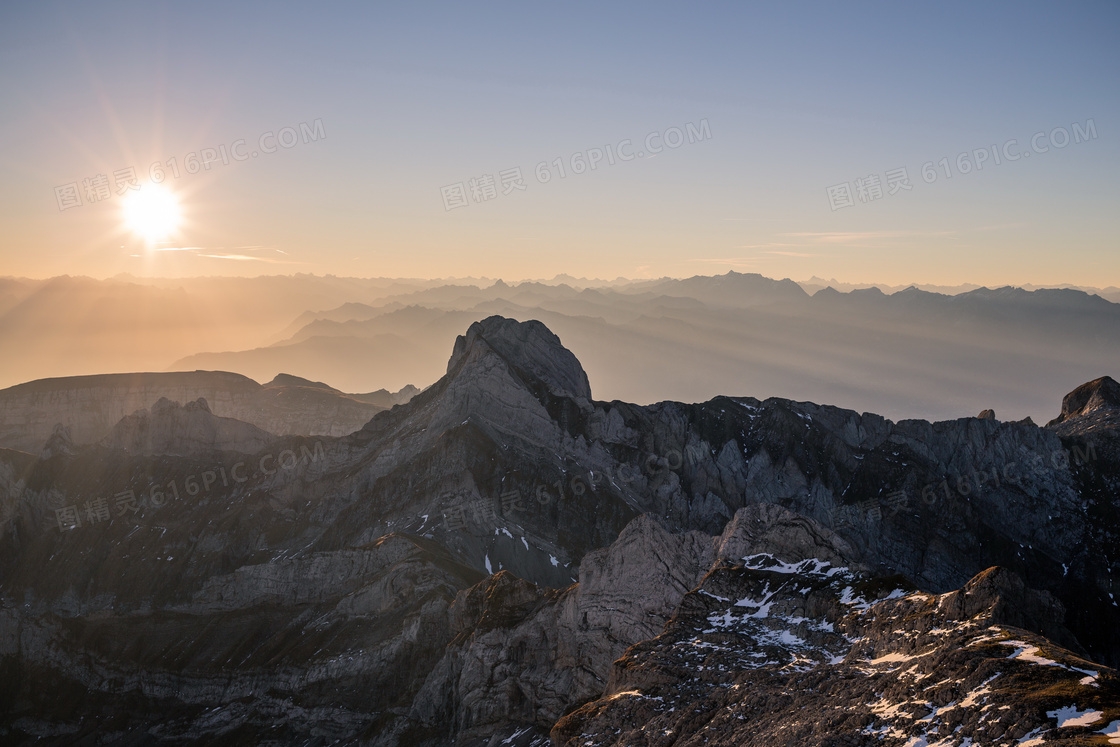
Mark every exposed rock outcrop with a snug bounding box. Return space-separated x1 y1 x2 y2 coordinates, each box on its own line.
38 423 75 460
100 397 275 456
447 316 592 403
554 558 1117 746
408 514 714 741
0 317 1116 745
1050 375 1120 425
1047 375 1120 450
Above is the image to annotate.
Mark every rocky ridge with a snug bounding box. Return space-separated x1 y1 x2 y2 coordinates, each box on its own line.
0 315 1117 744
0 371 417 454
100 397 275 456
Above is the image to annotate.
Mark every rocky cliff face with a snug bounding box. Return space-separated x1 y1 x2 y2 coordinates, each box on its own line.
0 315 1117 745
1047 376 1120 464
407 514 715 743
446 317 593 403
101 397 275 456
0 371 409 453
1049 375 1120 425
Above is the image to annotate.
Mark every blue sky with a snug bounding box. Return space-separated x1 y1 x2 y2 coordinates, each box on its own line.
1 0 1117 283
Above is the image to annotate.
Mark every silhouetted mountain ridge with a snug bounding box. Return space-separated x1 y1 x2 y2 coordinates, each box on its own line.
171 275 1120 423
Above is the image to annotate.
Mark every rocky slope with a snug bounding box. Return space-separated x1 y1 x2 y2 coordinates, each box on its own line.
554 558 1119 746
100 397 275 457
0 316 1117 745
0 371 416 453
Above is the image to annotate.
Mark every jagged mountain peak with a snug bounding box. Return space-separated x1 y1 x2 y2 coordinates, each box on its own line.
446 315 592 402
40 423 76 459
1051 375 1120 424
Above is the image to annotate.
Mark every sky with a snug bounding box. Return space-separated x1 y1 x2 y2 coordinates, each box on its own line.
1 1 1117 285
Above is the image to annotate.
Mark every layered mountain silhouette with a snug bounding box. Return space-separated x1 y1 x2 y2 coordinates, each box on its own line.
5 272 1120 422
170 273 1120 422
0 316 1117 745
0 371 417 454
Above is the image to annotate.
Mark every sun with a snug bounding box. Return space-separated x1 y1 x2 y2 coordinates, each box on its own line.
121 184 181 243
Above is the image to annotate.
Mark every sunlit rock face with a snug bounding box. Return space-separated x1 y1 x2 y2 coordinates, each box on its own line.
1050 375 1120 425
0 316 1117 745
447 316 593 403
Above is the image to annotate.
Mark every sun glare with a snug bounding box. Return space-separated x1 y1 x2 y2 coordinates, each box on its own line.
121 185 181 243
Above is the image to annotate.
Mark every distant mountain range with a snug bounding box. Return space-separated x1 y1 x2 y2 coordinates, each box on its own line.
795 275 1120 302
1 316 1117 744
176 273 1120 423
3 272 1119 423
0 370 417 454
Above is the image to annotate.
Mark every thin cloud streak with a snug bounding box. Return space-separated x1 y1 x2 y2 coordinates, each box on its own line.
780 231 957 244
761 250 821 257
197 254 294 263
